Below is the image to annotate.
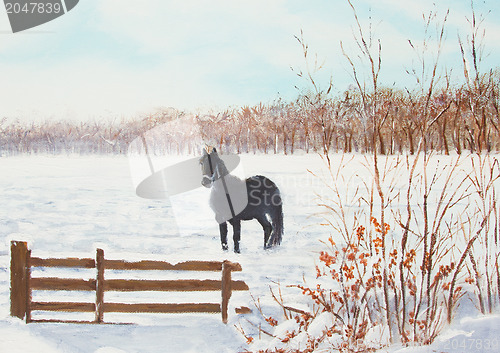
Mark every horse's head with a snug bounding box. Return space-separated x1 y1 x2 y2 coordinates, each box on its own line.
199 146 219 188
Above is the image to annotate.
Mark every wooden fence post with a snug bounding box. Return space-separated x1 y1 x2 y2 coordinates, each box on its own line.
95 248 105 323
10 241 29 320
221 260 232 324
25 248 32 323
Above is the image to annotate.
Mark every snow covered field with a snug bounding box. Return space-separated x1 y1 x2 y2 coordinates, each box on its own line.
1 153 500 352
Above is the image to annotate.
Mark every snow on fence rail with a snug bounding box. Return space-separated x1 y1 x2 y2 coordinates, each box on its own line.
10 241 250 324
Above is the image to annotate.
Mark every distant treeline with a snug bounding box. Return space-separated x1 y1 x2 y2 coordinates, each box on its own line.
1 71 499 156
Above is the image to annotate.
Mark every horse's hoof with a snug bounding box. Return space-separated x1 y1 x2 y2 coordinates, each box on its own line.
222 244 228 251
234 248 240 254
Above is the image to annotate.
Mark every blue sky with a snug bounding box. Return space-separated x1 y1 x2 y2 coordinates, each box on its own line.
0 0 499 122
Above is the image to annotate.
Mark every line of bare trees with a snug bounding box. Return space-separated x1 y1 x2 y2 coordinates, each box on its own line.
1 74 499 156
0 108 185 155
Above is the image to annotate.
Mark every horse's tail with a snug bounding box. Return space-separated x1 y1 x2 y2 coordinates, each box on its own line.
269 191 283 246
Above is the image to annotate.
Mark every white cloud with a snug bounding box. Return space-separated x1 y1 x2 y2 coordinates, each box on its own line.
0 58 223 121
94 0 297 56
375 0 449 21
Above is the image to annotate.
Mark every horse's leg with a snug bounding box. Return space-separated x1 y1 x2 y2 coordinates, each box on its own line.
219 222 228 251
232 220 241 253
257 216 273 249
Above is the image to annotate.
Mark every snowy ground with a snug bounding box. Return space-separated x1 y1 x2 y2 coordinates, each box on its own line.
1 153 500 352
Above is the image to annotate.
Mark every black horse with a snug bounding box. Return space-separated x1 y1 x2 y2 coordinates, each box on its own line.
200 147 283 253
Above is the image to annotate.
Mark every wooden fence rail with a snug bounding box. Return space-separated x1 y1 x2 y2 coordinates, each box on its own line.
10 241 250 324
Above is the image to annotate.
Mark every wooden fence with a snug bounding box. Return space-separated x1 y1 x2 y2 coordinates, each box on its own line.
10 241 250 324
